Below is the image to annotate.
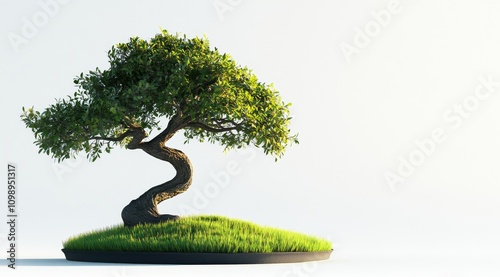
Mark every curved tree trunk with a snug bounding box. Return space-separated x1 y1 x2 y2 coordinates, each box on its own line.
121 140 193 226
122 143 193 226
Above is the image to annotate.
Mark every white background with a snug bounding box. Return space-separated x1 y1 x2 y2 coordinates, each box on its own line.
2 0 500 276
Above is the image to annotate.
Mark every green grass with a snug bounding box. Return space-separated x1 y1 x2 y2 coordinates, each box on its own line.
63 215 332 253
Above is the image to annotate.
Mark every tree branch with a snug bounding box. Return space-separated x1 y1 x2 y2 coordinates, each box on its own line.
90 130 133 142
90 124 148 150
187 122 239 133
193 77 218 94
149 113 185 145
213 118 242 128
127 125 148 149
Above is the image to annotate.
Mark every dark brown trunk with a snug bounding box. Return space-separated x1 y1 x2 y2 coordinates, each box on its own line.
121 140 193 227
120 114 193 226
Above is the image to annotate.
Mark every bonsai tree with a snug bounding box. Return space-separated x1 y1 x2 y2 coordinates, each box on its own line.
21 30 298 227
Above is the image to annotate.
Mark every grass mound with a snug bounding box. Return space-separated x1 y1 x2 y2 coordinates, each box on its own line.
63 215 332 253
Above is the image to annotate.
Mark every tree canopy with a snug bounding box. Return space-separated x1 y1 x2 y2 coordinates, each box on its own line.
21 30 298 162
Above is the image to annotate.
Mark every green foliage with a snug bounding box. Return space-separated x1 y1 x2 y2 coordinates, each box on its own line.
21 30 298 162
63 215 332 253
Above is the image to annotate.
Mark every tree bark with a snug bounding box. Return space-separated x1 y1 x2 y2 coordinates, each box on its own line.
121 115 192 227
121 141 193 226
